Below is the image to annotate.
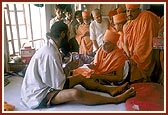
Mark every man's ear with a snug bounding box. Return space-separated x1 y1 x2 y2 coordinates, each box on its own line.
60 31 65 38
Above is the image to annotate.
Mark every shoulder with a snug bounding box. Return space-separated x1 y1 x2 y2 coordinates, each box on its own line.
38 41 59 57
90 21 96 27
140 10 159 19
50 18 55 22
136 11 159 26
102 18 109 23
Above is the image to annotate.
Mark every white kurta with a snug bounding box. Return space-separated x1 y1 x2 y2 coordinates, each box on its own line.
21 39 66 109
90 18 109 51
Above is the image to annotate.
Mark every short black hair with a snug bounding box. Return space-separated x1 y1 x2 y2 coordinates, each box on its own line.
75 10 82 17
64 6 72 13
55 4 62 10
50 20 68 40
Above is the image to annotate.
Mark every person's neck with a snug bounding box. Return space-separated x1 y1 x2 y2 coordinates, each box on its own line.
68 18 72 21
51 38 59 47
55 16 61 20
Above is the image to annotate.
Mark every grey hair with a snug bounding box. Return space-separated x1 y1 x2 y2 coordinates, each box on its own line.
91 8 101 16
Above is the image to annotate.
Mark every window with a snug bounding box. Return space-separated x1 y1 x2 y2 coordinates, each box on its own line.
4 3 46 57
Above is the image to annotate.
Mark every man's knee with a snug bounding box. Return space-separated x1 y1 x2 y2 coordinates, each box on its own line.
71 89 85 100
74 75 87 83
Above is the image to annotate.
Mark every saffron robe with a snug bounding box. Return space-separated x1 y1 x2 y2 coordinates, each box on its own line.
108 24 117 32
117 31 124 49
76 23 93 55
93 47 128 74
73 47 128 78
123 10 159 82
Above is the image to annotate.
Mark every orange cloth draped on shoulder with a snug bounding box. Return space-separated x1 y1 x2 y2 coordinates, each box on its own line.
73 47 128 77
76 23 93 54
92 47 128 74
124 10 159 69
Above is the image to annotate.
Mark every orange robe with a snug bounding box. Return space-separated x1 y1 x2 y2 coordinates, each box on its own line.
123 10 159 82
117 31 124 49
76 23 93 55
108 24 117 32
73 47 128 77
93 47 128 74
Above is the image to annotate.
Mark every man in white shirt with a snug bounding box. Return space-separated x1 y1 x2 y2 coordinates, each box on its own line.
90 8 109 52
49 4 63 29
63 7 73 27
21 20 135 109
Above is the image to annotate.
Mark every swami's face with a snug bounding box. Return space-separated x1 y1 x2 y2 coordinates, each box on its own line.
102 39 114 53
83 16 91 25
114 23 123 32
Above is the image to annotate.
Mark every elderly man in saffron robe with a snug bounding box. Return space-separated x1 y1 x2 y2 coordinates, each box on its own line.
123 4 160 83
76 11 93 55
74 30 130 85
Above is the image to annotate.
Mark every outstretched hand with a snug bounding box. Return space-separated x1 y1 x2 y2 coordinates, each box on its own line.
66 59 83 70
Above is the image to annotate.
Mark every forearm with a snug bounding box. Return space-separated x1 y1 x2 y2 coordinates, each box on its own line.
63 66 72 77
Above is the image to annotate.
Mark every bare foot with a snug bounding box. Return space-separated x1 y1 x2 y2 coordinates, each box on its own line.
110 82 130 97
115 87 136 103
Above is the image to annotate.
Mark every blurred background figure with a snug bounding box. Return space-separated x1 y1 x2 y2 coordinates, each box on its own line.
50 4 63 29
76 11 93 55
108 9 117 32
68 10 83 52
90 8 109 52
